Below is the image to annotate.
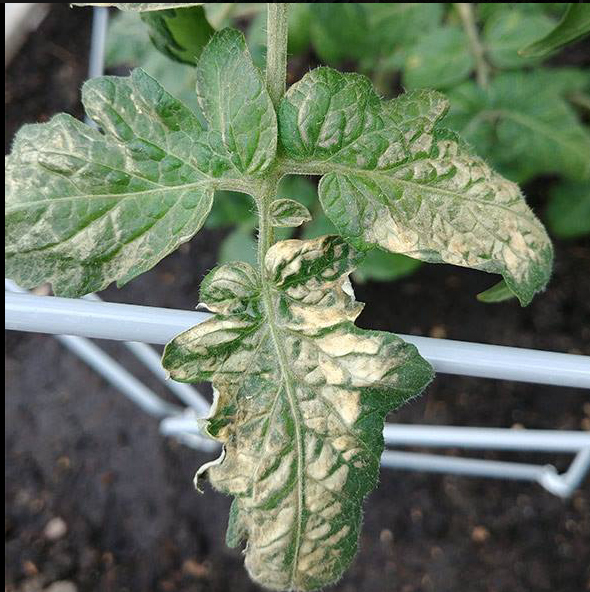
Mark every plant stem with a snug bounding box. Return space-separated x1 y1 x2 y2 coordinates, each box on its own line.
256 177 279 267
255 4 289 267
265 3 289 108
455 3 489 88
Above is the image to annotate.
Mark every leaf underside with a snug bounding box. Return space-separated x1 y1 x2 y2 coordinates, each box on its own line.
5 29 276 296
278 67 553 305
163 235 433 591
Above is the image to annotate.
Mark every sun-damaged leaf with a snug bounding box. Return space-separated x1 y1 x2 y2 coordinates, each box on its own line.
5 70 213 296
269 199 312 228
140 6 214 66
446 69 590 183
519 3 590 58
278 68 553 305
5 29 276 296
73 3 203 11
163 235 433 591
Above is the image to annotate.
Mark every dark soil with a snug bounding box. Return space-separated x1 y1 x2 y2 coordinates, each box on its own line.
5 5 590 592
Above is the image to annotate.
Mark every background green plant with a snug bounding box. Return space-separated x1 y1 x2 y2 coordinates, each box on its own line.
106 2 590 280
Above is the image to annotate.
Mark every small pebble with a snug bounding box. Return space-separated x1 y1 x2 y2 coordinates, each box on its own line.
44 582 77 592
471 525 490 543
379 528 393 544
44 517 67 541
429 324 447 339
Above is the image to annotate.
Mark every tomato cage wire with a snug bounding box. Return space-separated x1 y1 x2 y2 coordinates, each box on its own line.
5 7 590 498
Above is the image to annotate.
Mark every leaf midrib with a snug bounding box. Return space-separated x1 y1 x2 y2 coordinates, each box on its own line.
259 273 305 589
284 157 540 226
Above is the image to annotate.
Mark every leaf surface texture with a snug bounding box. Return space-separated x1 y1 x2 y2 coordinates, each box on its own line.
163 236 433 591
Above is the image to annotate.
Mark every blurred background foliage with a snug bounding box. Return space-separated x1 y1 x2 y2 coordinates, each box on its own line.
105 2 590 283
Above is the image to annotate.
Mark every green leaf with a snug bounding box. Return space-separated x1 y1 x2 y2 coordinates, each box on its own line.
73 3 203 11
361 3 443 62
519 3 590 58
477 3 563 21
483 9 556 68
269 199 312 228
403 26 473 89
5 29 276 296
205 191 255 229
301 211 338 241
163 235 433 591
476 280 516 303
278 68 553 305
287 2 312 55
5 70 213 296
353 249 422 284
106 11 202 113
140 6 214 66
308 3 443 66
196 28 277 176
218 227 257 266
545 181 590 239
309 3 370 64
278 175 317 208
446 70 590 183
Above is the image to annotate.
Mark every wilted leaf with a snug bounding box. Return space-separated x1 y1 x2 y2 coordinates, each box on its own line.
163 235 433 591
279 68 553 305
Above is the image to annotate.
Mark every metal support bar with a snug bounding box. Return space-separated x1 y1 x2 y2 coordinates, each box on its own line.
6 292 590 388
83 294 211 416
382 424 590 452
56 333 182 418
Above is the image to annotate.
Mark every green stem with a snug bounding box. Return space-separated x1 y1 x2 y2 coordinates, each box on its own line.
256 177 279 267
265 3 289 108
256 4 289 267
455 3 489 88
